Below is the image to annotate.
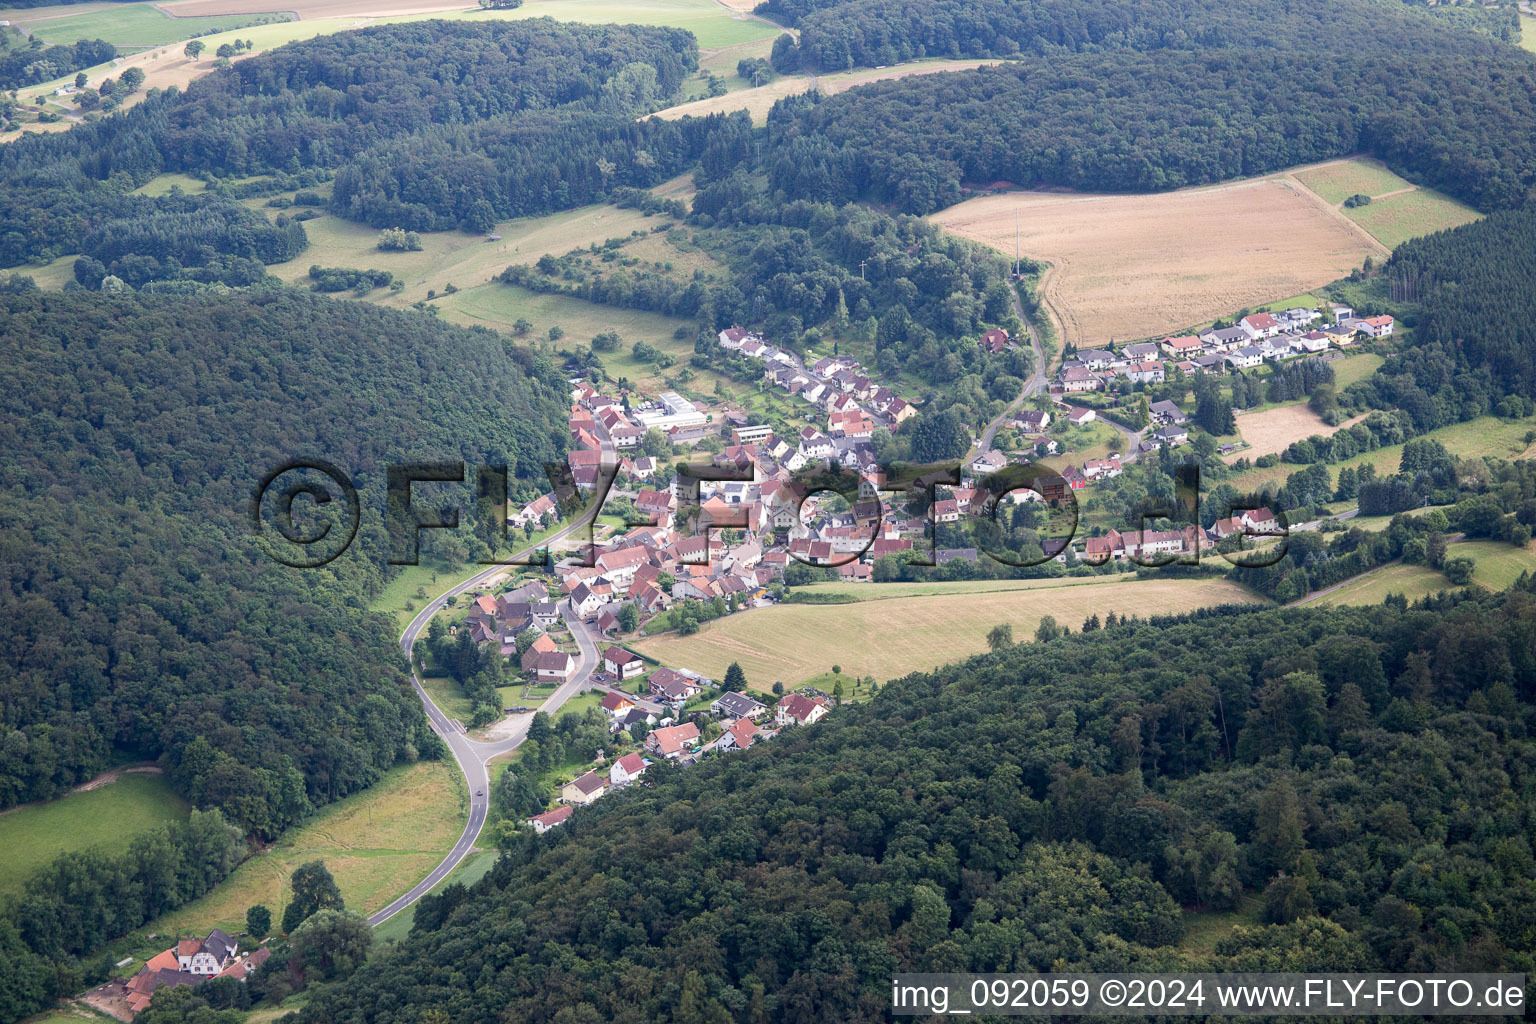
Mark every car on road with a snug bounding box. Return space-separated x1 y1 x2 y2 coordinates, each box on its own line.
476 790 483 797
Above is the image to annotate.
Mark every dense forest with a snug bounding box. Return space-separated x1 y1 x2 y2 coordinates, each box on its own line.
0 288 570 836
0 20 705 275
762 52 1536 215
1372 206 1536 410
291 588 1536 1023
758 0 1521 69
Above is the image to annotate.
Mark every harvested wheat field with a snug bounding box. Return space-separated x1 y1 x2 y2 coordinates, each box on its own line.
1225 406 1367 463
931 175 1382 348
632 576 1266 687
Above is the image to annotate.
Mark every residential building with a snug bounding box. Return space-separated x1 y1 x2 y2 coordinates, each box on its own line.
979 327 1012 353
1239 312 1282 339
646 721 701 759
528 805 574 833
536 650 575 683
560 769 608 805
600 691 636 716
776 693 829 727
602 646 645 679
721 717 758 750
609 751 649 786
711 691 766 720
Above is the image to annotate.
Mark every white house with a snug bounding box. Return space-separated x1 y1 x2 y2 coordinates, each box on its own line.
967 449 1008 475
609 751 649 786
535 650 575 683
1225 346 1265 370
528 805 573 833
602 645 645 679
776 693 828 727
1239 312 1282 339
1357 315 1394 338
177 931 237 976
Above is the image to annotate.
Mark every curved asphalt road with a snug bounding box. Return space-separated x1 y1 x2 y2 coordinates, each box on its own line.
367 514 603 926
971 283 1050 459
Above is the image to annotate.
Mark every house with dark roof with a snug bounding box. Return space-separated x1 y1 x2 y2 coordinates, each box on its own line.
535 650 575 683
1149 400 1188 425
710 691 766 720
602 645 645 679
560 769 609 805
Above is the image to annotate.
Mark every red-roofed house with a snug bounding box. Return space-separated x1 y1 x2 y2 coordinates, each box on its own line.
600 691 636 716
979 327 1012 353
603 646 645 679
609 751 649 786
722 717 757 751
1239 313 1282 339
646 721 701 759
776 693 829 727
528 805 573 833
1160 335 1204 357
1357 315 1394 338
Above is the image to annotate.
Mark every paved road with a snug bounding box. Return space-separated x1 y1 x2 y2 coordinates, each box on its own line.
367 515 603 926
971 283 1050 458
1290 507 1360 533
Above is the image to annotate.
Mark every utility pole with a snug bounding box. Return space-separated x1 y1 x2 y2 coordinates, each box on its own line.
1014 210 1020 278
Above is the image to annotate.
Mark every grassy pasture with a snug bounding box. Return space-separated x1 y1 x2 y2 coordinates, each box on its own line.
1341 188 1482 249
269 203 677 304
1460 539 1536 591
139 759 463 937
0 772 189 897
21 2 286 49
1304 563 1450 608
633 577 1267 686
1224 415 1536 494
1291 158 1412 206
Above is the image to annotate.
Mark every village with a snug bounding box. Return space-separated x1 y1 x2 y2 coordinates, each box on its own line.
459 310 1315 835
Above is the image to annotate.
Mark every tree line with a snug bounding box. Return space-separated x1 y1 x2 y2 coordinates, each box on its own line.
0 810 244 1024
0 33 115 91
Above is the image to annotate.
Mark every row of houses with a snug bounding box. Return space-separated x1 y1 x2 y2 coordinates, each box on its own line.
1054 307 1393 393
1070 507 1281 563
527 685 832 833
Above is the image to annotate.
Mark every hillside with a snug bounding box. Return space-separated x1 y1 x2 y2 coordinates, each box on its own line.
0 286 569 835
0 19 707 277
295 590 1536 1023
